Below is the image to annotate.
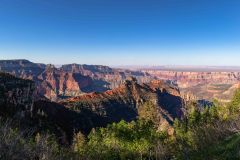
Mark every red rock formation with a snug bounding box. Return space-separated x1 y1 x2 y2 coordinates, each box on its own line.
142 70 240 100
0 60 153 101
144 70 240 85
62 78 183 131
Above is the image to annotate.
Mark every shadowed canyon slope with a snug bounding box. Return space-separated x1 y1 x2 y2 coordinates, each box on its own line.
0 72 183 141
0 72 106 141
62 78 183 130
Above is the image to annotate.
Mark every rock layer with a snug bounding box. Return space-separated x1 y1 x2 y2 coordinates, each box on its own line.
142 70 240 100
0 60 153 100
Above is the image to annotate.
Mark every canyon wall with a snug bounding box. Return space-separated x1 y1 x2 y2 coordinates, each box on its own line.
0 60 153 101
0 73 183 141
142 70 240 101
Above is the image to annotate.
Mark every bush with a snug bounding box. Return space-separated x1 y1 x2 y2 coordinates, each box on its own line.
0 120 64 160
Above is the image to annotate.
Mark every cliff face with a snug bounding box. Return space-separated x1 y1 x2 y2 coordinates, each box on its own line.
0 60 153 101
144 70 240 85
36 64 94 101
61 64 152 89
0 59 45 80
143 70 240 101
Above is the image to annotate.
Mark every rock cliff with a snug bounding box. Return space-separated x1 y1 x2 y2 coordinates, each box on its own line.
142 70 240 101
0 60 153 100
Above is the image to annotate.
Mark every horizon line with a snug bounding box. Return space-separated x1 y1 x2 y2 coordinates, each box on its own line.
2 59 240 67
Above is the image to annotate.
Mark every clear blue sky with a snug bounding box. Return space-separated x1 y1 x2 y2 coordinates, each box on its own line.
0 0 239 66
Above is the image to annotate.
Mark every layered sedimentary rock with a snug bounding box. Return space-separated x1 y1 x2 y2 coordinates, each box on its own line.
0 60 153 100
36 64 94 101
61 64 152 89
144 70 240 85
142 70 240 101
0 59 45 79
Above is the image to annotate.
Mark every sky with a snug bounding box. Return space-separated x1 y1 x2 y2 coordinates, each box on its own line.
0 0 239 66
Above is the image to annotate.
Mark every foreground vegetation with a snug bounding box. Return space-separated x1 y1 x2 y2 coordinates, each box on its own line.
2 90 240 160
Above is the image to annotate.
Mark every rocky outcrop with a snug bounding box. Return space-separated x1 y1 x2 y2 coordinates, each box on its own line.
62 78 183 129
0 60 153 101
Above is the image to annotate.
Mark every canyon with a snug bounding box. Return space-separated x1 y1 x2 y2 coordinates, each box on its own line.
141 69 240 101
1 60 239 102
1 59 240 145
0 72 183 142
0 60 153 101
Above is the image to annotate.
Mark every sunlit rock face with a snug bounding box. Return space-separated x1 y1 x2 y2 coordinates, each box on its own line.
0 60 153 101
142 70 240 101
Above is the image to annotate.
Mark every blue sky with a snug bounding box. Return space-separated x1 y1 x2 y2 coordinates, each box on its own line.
0 0 239 65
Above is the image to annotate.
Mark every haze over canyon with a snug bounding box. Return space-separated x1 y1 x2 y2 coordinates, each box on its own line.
1 59 238 102
1 59 240 159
